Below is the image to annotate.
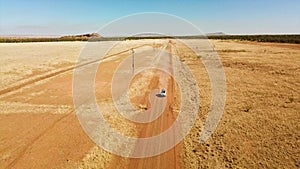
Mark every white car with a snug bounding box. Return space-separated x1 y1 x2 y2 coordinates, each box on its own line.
160 89 166 97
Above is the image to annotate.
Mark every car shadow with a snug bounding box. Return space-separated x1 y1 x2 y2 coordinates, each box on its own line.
156 93 166 98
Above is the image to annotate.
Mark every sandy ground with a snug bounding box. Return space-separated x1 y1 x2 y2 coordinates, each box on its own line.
0 39 299 169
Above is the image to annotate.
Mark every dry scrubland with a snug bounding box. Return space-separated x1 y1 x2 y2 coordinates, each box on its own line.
0 39 299 169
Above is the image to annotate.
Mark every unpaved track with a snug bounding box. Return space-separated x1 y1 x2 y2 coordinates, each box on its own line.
109 42 182 168
1 113 91 169
0 44 146 98
0 44 148 168
0 71 93 169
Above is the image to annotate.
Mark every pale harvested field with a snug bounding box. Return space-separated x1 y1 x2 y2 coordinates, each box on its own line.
0 40 299 169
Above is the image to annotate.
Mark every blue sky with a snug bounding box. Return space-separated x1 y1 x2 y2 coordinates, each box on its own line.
0 0 299 36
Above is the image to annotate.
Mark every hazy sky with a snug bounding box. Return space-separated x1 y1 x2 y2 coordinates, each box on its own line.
0 0 299 36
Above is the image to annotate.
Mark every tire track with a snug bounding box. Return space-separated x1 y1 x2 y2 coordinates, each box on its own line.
5 112 73 169
0 44 148 98
4 96 93 169
1 45 149 168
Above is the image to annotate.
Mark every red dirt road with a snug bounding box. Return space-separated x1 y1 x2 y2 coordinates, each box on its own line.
108 43 182 168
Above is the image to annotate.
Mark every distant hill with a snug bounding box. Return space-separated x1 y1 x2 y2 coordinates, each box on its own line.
60 33 101 39
206 32 226 36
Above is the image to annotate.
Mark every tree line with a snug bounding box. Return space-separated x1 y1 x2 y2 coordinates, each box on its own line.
1 35 299 44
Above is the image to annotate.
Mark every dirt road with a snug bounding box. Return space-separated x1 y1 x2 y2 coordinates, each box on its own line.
107 42 182 168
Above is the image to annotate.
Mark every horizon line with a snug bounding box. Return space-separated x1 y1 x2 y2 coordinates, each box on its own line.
1 32 300 38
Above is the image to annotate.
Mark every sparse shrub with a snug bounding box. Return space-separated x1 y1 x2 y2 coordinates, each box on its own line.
244 105 252 112
288 96 294 103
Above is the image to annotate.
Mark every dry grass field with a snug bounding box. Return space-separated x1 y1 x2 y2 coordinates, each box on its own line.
0 39 299 169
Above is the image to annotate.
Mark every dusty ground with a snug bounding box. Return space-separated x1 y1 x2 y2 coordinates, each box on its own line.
0 39 299 169
180 40 300 169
